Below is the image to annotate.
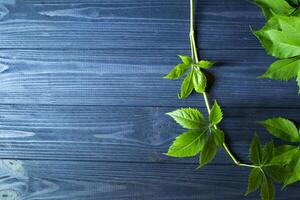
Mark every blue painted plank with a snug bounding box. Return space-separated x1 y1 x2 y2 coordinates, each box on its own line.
0 49 298 107
0 0 264 50
0 105 298 165
0 159 298 199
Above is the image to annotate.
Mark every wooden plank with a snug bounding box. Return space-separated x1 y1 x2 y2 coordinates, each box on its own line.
0 104 298 164
0 49 298 107
0 159 298 199
0 0 264 50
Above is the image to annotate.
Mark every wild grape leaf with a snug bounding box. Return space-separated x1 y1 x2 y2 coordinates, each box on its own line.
212 128 224 148
261 175 275 200
195 60 215 69
246 168 263 195
254 0 294 19
250 134 263 165
209 100 223 126
254 16 300 59
259 118 300 142
179 55 193 65
167 129 207 157
179 70 194 99
262 141 275 165
270 145 299 165
167 108 206 129
283 151 300 187
199 135 218 167
164 64 190 80
258 57 300 81
192 67 207 93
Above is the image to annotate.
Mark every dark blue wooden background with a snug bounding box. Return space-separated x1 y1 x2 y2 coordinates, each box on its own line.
0 0 299 199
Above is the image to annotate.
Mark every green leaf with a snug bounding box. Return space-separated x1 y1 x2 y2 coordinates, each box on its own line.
209 100 223 126
261 175 275 200
178 55 193 65
259 118 299 142
179 70 194 99
258 57 300 81
283 152 300 187
254 0 294 19
254 16 300 59
270 145 298 165
167 108 206 129
199 135 218 167
262 141 274 165
212 128 224 148
166 129 207 157
192 68 207 93
266 165 291 183
250 134 262 165
195 60 215 69
246 168 263 195
164 64 190 80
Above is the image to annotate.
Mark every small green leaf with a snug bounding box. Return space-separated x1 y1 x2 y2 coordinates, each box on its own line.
259 118 300 142
246 168 263 195
178 55 193 65
250 134 262 165
166 129 207 157
270 145 298 165
167 108 206 129
258 57 300 81
192 67 207 93
209 100 223 126
262 141 274 165
266 165 291 183
283 152 300 187
254 16 300 59
212 128 224 148
164 64 190 80
195 60 215 69
179 70 194 99
261 175 275 200
199 135 218 167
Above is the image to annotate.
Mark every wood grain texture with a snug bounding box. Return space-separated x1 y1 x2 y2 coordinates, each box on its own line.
0 0 298 199
0 49 299 107
0 0 264 50
0 104 297 165
0 159 298 200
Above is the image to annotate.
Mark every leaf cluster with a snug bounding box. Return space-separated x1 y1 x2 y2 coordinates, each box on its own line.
246 118 300 200
166 101 224 167
253 0 300 93
164 55 215 98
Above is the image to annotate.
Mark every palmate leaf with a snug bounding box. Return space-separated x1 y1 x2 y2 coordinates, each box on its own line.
254 16 300 59
259 118 300 142
167 108 206 129
254 0 294 19
253 15 300 92
166 129 207 157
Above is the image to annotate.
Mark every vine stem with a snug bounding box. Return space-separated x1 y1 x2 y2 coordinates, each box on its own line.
189 0 256 168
